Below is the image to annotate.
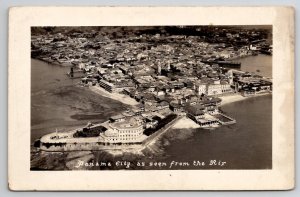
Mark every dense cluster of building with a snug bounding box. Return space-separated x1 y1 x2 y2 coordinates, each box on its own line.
31 26 272 66
232 70 273 96
33 26 272 147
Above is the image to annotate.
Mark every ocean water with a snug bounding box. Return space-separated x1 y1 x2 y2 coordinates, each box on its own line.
155 54 272 169
156 94 272 169
238 54 272 78
31 59 128 142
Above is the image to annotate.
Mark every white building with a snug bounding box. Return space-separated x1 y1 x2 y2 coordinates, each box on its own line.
100 117 146 144
196 84 207 95
207 84 222 96
221 83 233 94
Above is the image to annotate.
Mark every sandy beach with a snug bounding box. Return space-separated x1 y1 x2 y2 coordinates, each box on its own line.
219 93 271 106
89 85 139 106
219 94 247 106
172 117 201 129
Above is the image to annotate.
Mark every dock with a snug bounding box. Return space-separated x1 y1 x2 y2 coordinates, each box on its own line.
67 67 85 78
202 60 241 68
213 113 236 125
142 116 181 147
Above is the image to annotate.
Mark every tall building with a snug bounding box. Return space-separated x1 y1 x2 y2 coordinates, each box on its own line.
166 60 171 71
196 84 207 95
227 69 234 85
157 63 161 75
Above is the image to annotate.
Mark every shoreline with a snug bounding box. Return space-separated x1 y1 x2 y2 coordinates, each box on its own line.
219 94 247 106
89 85 139 106
172 93 272 130
34 57 74 67
31 58 271 153
172 116 200 129
219 93 271 107
33 58 269 109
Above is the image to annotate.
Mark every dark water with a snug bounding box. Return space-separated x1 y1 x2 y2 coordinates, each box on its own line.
238 54 272 78
157 95 272 169
31 59 128 142
155 54 273 169
31 55 272 170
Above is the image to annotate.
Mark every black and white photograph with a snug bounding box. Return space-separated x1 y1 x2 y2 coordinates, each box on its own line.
30 25 273 170
8 6 294 190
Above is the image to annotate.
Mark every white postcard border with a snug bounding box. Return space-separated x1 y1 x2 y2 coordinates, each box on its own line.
8 7 294 190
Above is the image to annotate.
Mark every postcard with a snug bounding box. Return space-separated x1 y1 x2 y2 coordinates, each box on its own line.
8 6 294 190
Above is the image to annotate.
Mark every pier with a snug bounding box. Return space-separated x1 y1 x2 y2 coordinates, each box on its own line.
213 113 236 125
202 60 241 68
67 67 85 79
142 116 181 147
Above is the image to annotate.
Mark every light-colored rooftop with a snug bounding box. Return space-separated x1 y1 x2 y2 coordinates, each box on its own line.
110 117 142 129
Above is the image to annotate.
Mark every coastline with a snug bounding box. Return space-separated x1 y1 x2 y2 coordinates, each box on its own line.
89 85 139 106
172 116 200 129
32 58 266 109
219 94 247 106
219 93 271 107
33 58 136 108
31 58 271 153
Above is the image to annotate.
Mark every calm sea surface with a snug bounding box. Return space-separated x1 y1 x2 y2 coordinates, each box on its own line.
158 54 272 169
31 54 272 169
239 54 272 78
157 94 272 169
31 59 128 142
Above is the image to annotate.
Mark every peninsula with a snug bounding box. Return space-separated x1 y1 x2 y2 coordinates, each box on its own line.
31 26 272 151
